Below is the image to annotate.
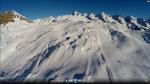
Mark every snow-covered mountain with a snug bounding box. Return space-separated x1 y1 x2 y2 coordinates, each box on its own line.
0 11 150 82
33 16 55 24
0 10 33 25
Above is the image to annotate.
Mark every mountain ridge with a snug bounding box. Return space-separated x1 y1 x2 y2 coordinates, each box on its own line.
1 10 150 30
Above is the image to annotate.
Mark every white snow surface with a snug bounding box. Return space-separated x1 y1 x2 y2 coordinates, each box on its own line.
0 12 150 82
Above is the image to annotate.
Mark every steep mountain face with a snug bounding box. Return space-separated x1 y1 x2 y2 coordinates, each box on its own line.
0 11 150 82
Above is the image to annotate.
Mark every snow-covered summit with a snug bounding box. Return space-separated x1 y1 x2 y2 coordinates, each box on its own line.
87 13 98 21
112 15 126 24
72 11 82 16
125 16 138 24
99 12 117 23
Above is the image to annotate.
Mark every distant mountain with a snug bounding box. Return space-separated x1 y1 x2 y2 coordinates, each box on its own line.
34 16 55 24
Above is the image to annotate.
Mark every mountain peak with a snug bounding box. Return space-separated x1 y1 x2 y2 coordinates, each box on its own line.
101 12 108 16
11 10 23 17
3 10 23 17
72 11 81 16
87 13 98 21
99 12 116 22
0 10 32 25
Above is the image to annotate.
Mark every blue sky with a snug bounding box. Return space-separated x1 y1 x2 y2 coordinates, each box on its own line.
0 0 150 19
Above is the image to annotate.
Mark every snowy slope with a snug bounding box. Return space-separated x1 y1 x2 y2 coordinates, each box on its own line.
0 11 150 82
